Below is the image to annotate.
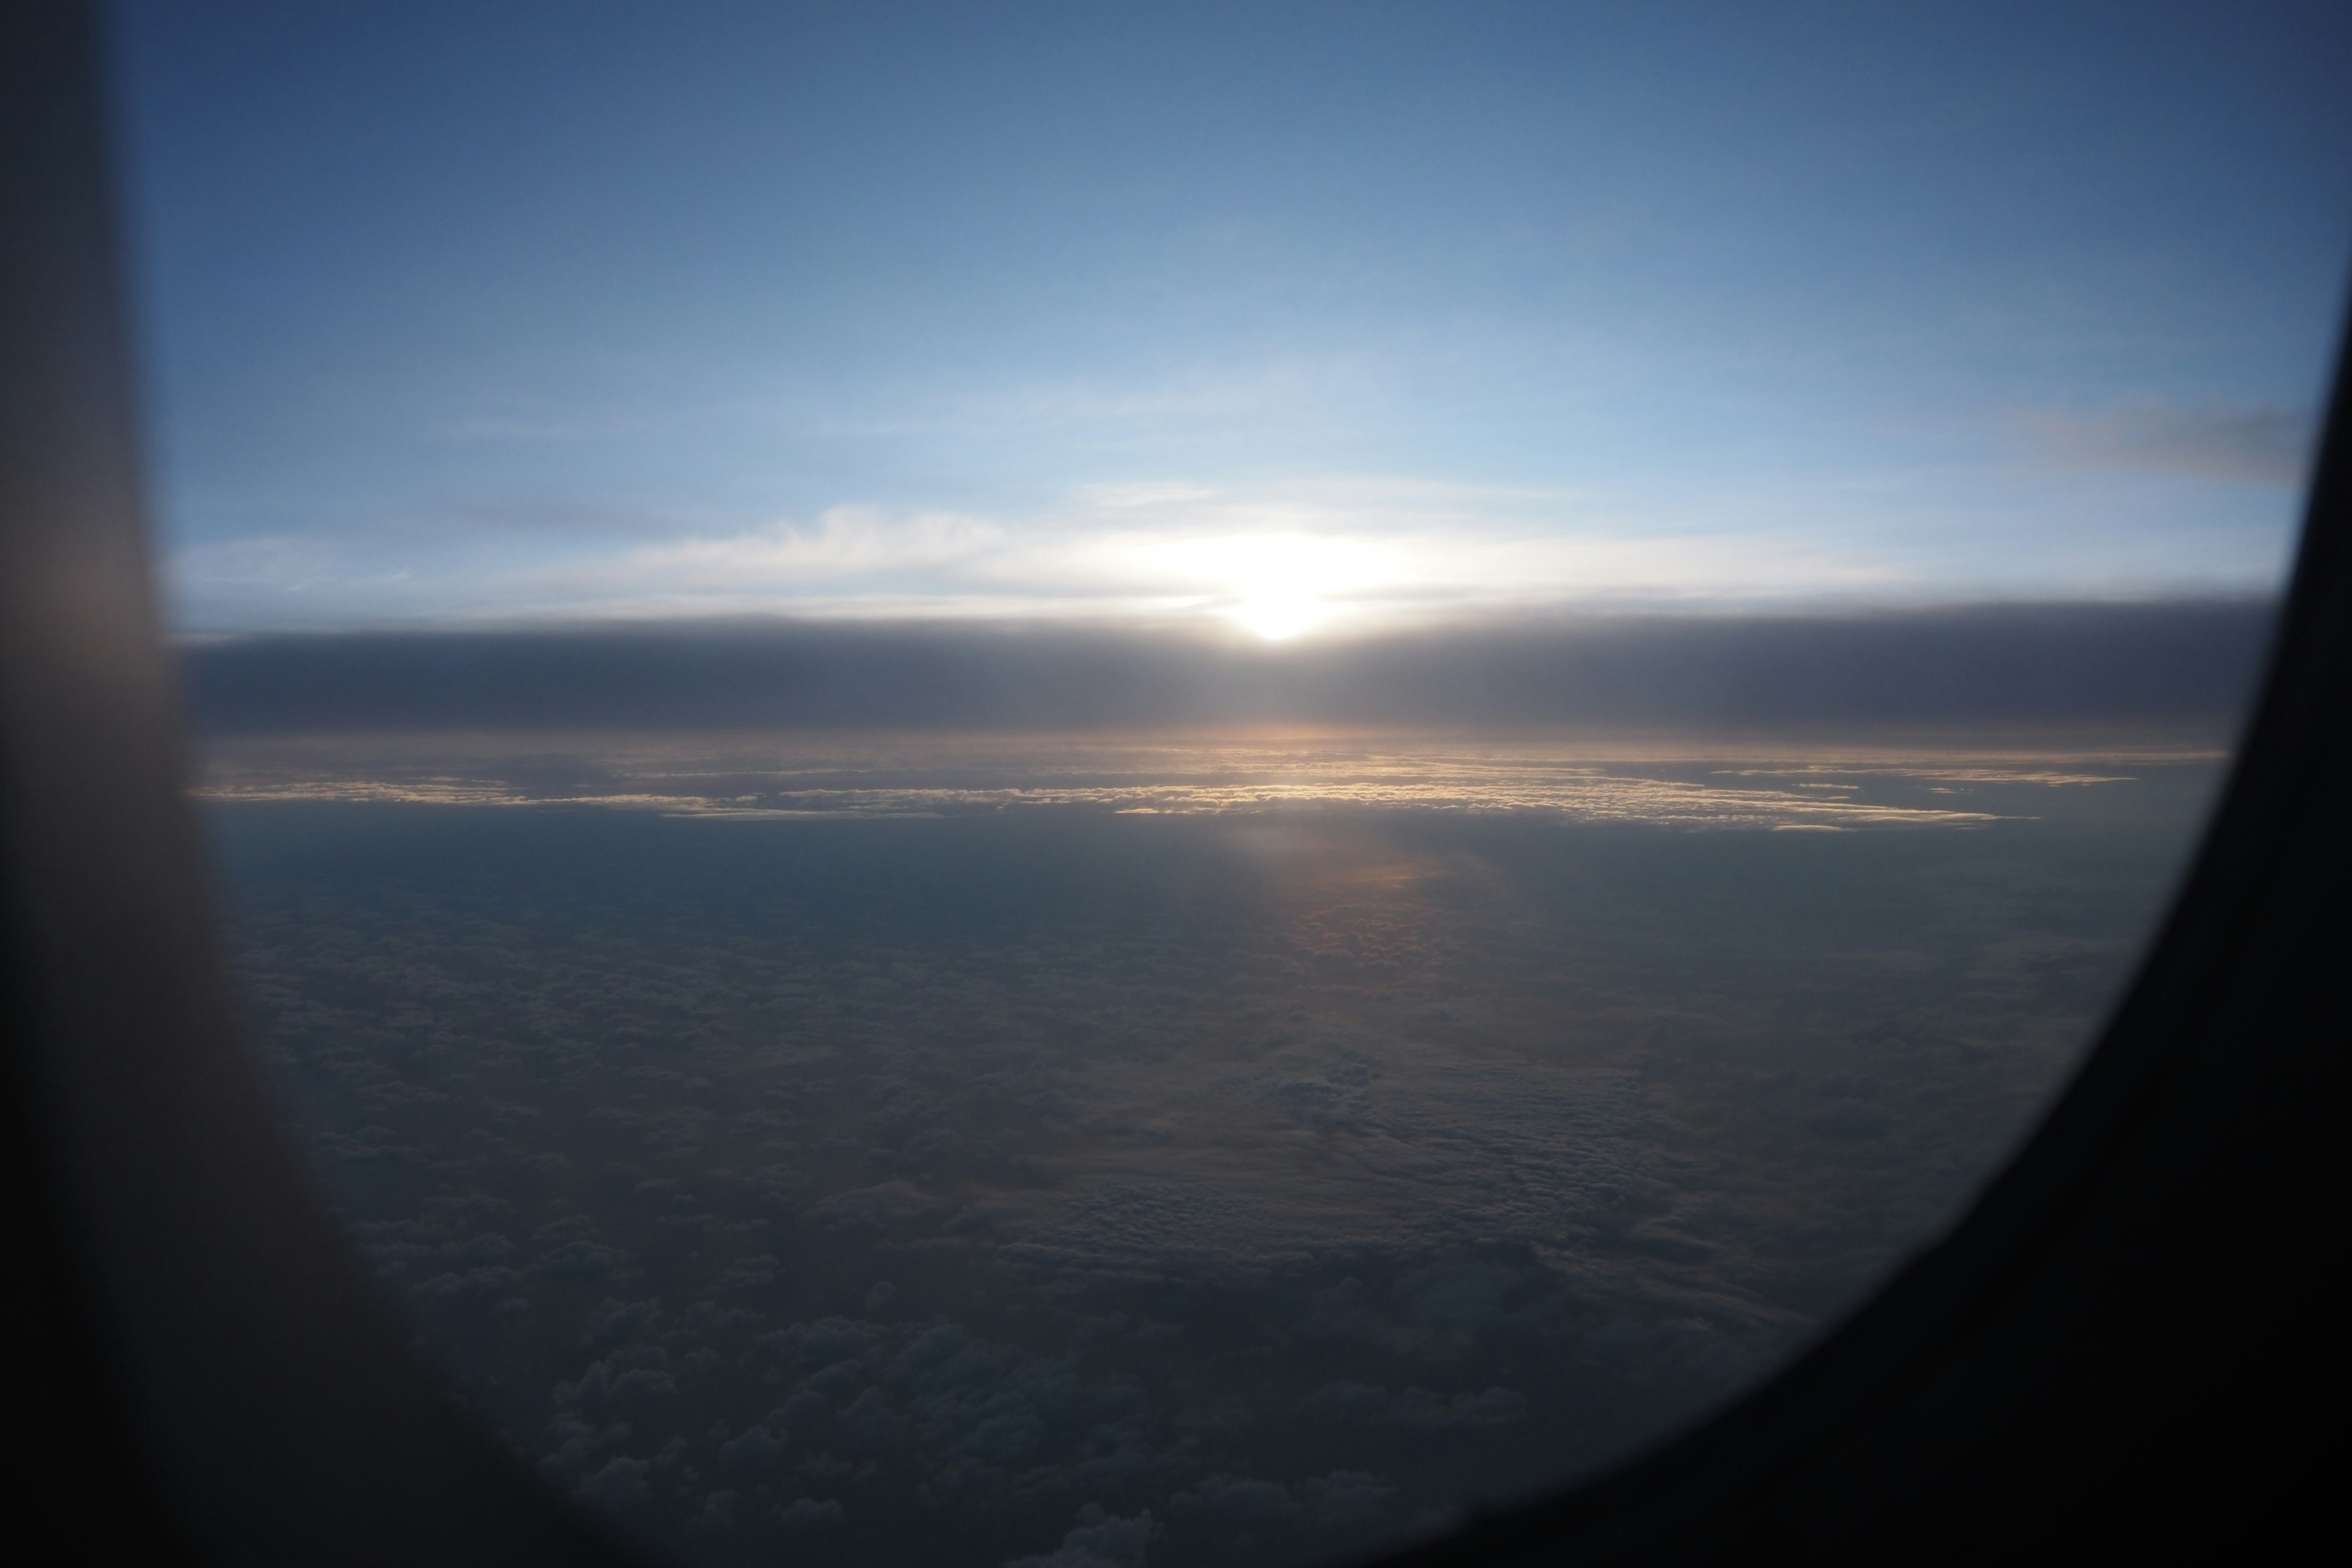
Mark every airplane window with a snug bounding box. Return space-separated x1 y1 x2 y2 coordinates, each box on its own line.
108 4 2351 1566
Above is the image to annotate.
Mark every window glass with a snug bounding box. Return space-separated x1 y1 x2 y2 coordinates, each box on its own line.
116 4 2350 1566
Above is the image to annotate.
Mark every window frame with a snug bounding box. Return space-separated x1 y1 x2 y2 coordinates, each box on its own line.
2 2 2341 1560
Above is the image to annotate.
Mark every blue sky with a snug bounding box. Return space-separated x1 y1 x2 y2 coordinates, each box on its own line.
113 1 2352 638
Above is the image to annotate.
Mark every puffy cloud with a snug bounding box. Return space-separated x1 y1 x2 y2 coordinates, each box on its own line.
716 1254 781 1291
412 1265 522 1299
1005 1506 1156 1568
677 1299 761 1335
1395 1257 1530 1330
574 1457 650 1508
1305 1382 1526 1431
1179 1475 1298 1523
801 1361 863 1398
775 1496 843 1528
1811 1104 1893 1139
886 1325 1158 1476
839 1388 907 1446
581 1297 661 1349
538 1239 629 1280
538 1412 633 1488
810 1182 952 1234
217 718 2208 1565
556 1348 676 1414
717 1425 783 1474
1297 1471 1395 1525
760 1317 880 1369
770 1389 831 1429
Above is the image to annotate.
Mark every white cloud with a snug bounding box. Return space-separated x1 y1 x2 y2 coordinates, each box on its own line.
162 464 2290 635
470 477 1914 637
612 507 1006 586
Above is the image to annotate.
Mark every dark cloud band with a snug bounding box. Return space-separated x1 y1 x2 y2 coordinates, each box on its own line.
179 600 2276 736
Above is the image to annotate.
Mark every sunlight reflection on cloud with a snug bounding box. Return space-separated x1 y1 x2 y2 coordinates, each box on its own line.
194 733 2214 831
173 476 2146 633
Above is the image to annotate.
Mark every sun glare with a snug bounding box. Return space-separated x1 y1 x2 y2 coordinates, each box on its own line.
1229 594 1324 641
1136 530 1399 641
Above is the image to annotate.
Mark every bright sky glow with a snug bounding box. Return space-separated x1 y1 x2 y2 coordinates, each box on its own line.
111 1 2352 636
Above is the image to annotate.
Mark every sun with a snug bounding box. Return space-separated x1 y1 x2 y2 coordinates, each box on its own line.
1227 594 1324 641
1135 530 1395 642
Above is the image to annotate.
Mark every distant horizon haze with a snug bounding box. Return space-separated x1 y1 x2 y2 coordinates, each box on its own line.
178 597 2274 738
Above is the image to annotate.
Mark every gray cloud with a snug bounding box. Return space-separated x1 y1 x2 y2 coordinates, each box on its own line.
1005 1507 1157 1568
211 727 2228 1564
1306 1382 1527 1431
181 600 2274 736
557 1349 676 1414
1296 1472 1394 1525
412 1265 522 1300
581 1298 660 1349
2029 402 2311 484
575 1456 652 1507
717 1425 783 1474
1179 1475 1298 1524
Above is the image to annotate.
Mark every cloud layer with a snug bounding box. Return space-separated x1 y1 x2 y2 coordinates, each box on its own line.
179 600 2275 737
164 463 2307 635
206 745 2221 1566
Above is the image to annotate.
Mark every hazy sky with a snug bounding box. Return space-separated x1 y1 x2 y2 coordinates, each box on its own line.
113 1 2352 637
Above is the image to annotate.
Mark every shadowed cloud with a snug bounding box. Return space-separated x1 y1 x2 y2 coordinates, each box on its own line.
180 600 2273 737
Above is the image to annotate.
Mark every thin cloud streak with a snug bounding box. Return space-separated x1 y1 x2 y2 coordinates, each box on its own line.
2026 401 2313 485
